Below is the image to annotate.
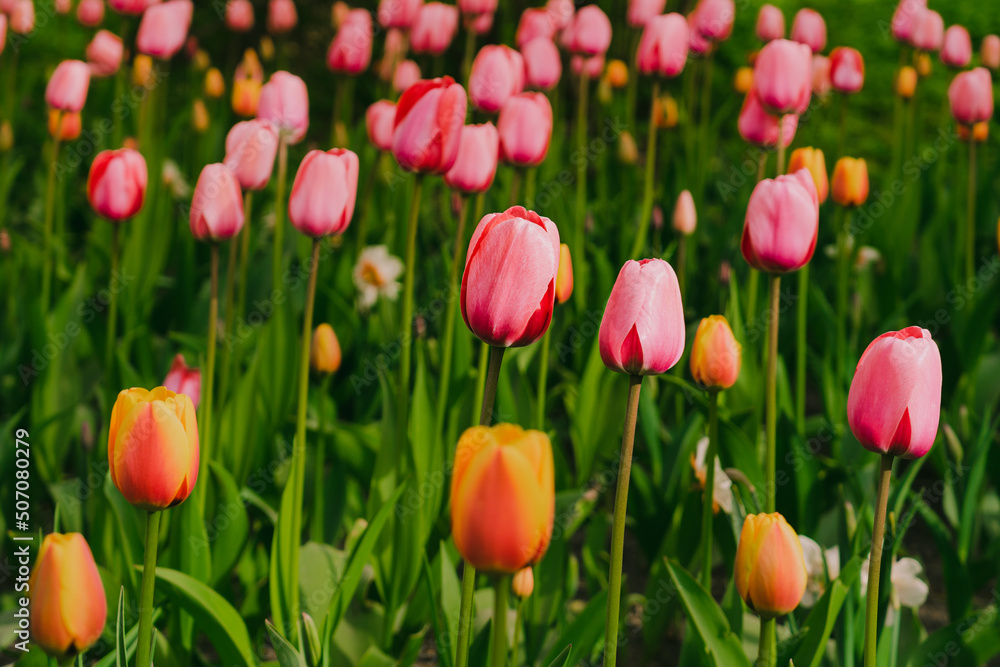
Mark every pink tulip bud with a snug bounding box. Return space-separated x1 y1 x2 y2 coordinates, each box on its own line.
467 11 492 34
469 45 525 113
627 0 666 29
226 0 254 31
949 67 993 126
811 54 831 97
756 4 784 42
288 149 359 238
562 5 611 56
516 8 557 48
910 9 943 52
636 13 689 78
891 0 926 43
163 354 201 408
136 0 192 60
410 2 458 55
738 87 798 148
521 37 561 90
687 14 710 55
457 0 495 16
87 30 124 77
77 0 104 27
46 61 91 113
691 0 734 43
546 0 573 31
672 189 696 235
754 38 812 114
570 54 604 79
940 25 971 68
107 0 152 15
741 169 819 273
87 148 147 221
848 327 942 459
55 0 71 14
327 9 373 74
461 206 560 348
378 0 421 29
391 76 467 174
498 93 552 167
392 59 421 93
829 47 864 94
190 163 245 241
790 8 825 53
444 122 499 194
0 16 6 54
982 35 1000 70
224 119 278 191
365 99 396 151
267 0 297 33
257 71 309 144
599 258 685 376
10 0 34 34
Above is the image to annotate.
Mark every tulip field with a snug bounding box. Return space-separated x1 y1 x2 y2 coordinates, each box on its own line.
6 0 1000 665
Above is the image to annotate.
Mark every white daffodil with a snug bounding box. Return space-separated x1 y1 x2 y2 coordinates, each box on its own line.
161 159 191 199
860 555 929 625
690 436 733 514
798 536 841 607
354 245 404 310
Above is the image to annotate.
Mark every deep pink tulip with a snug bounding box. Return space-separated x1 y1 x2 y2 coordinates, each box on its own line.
829 47 864 94
366 100 396 151
190 163 245 241
599 258 685 376
444 123 499 194
226 0 254 31
461 206 560 348
410 2 458 55
910 9 942 52
136 0 192 59
790 8 825 53
87 30 123 77
756 4 784 42
498 92 552 167
741 169 819 274
46 60 91 112
327 9 373 74
812 54 831 97
738 88 798 148
378 0 421 29
847 327 942 459
9 0 34 34
636 13 689 78
457 0 495 16
627 0 666 28
163 354 201 409
982 35 1000 70
393 60 421 92
87 149 147 221
516 8 556 48
562 5 612 56
257 71 309 144
267 0 297 33
521 37 561 90
288 149 359 237
891 0 926 43
687 14 710 55
691 0 734 42
107 0 153 15
469 45 525 113
754 39 812 114
570 54 604 79
949 67 993 125
391 76 467 174
77 0 104 27
224 120 279 191
940 25 972 68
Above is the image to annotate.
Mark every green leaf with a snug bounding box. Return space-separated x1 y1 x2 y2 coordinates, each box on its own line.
94 610 162 667
904 604 1000 667
540 588 608 667
790 555 864 667
546 644 572 667
266 619 307 667
208 461 250 585
116 586 128 667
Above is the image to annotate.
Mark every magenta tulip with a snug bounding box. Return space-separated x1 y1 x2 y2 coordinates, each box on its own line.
949 67 993 125
738 89 799 148
469 45 525 113
444 123 499 194
756 4 784 42
829 47 864 94
327 9 373 74
627 0 665 28
562 4 611 56
790 8 825 53
46 60 91 112
378 0 421 29
410 2 458 56
910 9 943 52
391 76 467 174
267 0 297 33
224 119 279 191
107 0 149 15
87 30 123 77
288 149 359 237
190 164 245 241
498 92 552 167
87 149 148 221
940 25 972 68
691 0 734 42
136 0 192 59
754 39 812 114
257 71 309 144
636 13 689 78
226 0 254 31
741 170 819 273
77 0 104 27
521 37 562 90
516 8 556 48
366 100 396 151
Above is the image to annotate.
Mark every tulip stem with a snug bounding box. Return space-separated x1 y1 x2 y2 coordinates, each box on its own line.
835 207 850 429
236 191 253 325
508 168 523 207
480 346 505 426
603 374 643 667
510 597 524 667
137 510 161 667
574 72 590 310
456 561 477 667
758 618 777 667
398 174 425 454
272 136 288 293
698 54 714 198
524 168 537 210
311 374 332 542
776 117 786 175
677 234 687 300
219 236 238 406
462 23 476 83
629 80 659 260
795 262 808 438
965 138 976 285
765 273 780 513
434 194 469 440
700 389 719 591
104 224 121 398
864 453 894 667
471 342 489 425
40 126 62 310
199 244 219 511
491 575 511 667
535 327 552 430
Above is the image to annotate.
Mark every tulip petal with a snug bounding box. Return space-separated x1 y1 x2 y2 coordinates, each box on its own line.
113 400 191 510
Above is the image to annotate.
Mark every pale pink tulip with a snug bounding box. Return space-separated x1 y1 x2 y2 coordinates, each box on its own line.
469 45 525 113
756 4 784 42
829 47 864 94
136 0 192 59
754 39 812 114
326 9 373 74
636 13 689 78
940 25 971 68
521 37 561 90
392 76 467 174
46 60 91 112
691 0 734 42
257 71 309 144
627 0 666 28
790 8 825 53
392 59 421 93
190 163 245 241
163 354 201 408
87 30 123 77
741 170 819 273
562 5 611 56
288 149 359 237
949 67 993 125
226 0 254 31
498 92 552 167
76 0 104 26
738 88 798 148
410 2 458 55
267 0 297 33
224 119 279 191
444 123 499 194
366 100 396 151
378 0 421 29
910 9 943 52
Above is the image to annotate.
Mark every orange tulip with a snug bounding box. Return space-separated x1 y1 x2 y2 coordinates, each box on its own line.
29 533 107 657
310 323 342 374
915 52 932 78
733 66 754 94
604 58 628 88
232 77 262 117
192 98 209 132
48 110 81 141
787 147 828 204
734 513 807 619
555 243 574 304
653 94 678 129
450 424 554 574
204 67 225 98
690 315 741 390
512 566 534 598
831 157 868 207
132 54 154 87
108 387 199 510
896 66 917 99
957 121 988 143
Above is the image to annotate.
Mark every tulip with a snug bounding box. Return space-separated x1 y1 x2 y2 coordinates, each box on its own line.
690 315 741 390
672 189 696 235
46 60 91 112
200 68 224 99
754 39 812 115
982 35 1000 70
498 93 552 168
365 100 396 152
288 149 359 238
87 31 123 77
910 9 943 52
811 54 831 97
790 8 825 53
512 566 535 598
469 45 525 113
0 122 12 152
562 4 611 56
617 129 638 164
741 170 819 273
444 123 499 194
831 157 868 207
636 13 689 78
521 37 561 90
516 8 556 48
546 0 573 30
896 66 917 99
571 54 604 79
957 121 989 143
224 119 279 191
410 2 458 56
691 0 734 42
257 71 309 144
555 243 573 304
451 424 555 573
756 4 784 42
136 0 192 59
733 66 753 94
232 77 262 116
891 0 925 43
48 111 81 141
192 99 210 132
162 353 201 408
107 0 149 14
605 60 628 88
734 513 808 619
653 94 679 128
226 0 254 31
310 323 342 374
625 0 662 28
458 0 495 16
88 149 148 221
190 164 245 241
940 25 972 68
829 47 864 94
468 10 492 34
915 52 932 77
10 0 34 33
738 88 798 148
377 0 421 29
392 59 421 93
392 76 467 174
787 147 828 204
77 0 104 26
949 68 993 125
29 533 107 657
326 9 373 74
267 0 297 33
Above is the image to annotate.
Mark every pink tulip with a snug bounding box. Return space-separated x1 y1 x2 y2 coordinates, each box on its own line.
691 0 734 42
461 206 560 348
378 0 421 29
393 59 421 93
444 123 499 194
687 14 710 55
267 0 297 33
468 11 492 34
288 149 359 238
46 61 91 112
498 92 552 167
754 39 812 114
829 47 864 94
366 100 396 151
910 9 943 52
982 35 1000 70
107 0 152 14
546 0 573 31
55 0 70 13
811 54 831 97
224 120 279 191
940 25 971 68
741 169 819 273
163 354 201 408
9 0 34 34
87 149 147 221
0 0 16 13
457 0 494 16
790 8 825 53
327 9 373 74
86 30 123 77
392 76 467 174
136 0 192 59
469 45 525 113
190 163 245 241
627 0 666 28
0 16 6 53
257 71 309 144
77 0 104 27
636 13 689 78
891 0 926 43
949 67 993 125
756 4 784 42
738 88 798 148
410 2 458 56
570 54 604 79
599 258 685 376
516 8 556 48
226 0 254 31
847 327 942 460
673 190 696 235
521 37 561 90
562 5 612 56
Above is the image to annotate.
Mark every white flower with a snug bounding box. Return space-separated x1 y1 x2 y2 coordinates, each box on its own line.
860 555 929 625
161 159 191 199
690 436 733 514
798 536 841 607
353 245 404 310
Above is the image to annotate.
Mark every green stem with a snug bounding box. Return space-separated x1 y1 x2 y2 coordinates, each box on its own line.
697 54 714 197
456 561 477 667
765 274 780 512
776 117 786 175
508 168 523 207
136 510 161 667
510 598 524 667
864 454 894 667
535 326 552 430
491 576 510 667
434 194 469 438
574 72 590 310
272 136 288 292
838 94 849 157
603 374 642 667
625 29 640 130
198 245 219 512
41 128 62 310
629 79 660 260
524 167 537 210
236 191 253 324
219 236 238 405
835 207 850 420
795 262 808 438
397 175 425 455
471 341 489 425
462 24 476 83
311 374 333 542
330 76 342 147
104 224 121 396
758 618 777 667
677 234 687 301
700 390 719 590
965 138 976 284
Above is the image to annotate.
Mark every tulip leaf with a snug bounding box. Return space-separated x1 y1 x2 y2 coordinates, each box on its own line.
789 554 864 667
266 619 307 667
904 604 1000 667
208 461 250 585
540 588 608 667
94 610 162 667
546 644 572 667
663 558 750 667
116 586 127 667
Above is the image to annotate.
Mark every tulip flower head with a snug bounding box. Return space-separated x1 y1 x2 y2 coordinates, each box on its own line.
189 163 245 241
735 513 808 619
378 0 421 29
267 0 297 33
690 315 741 390
458 0 495 16
891 0 926 44
326 9 373 74
76 0 104 26
561 4 612 56
410 2 459 56
941 25 972 68
516 8 557 48
521 37 562 90
469 45 525 113
392 59 422 93
733 66 753 94
512 566 535 597
982 35 1000 70
555 243 573 304
444 122 499 194
46 60 91 112
224 119 279 191
310 323 342 374
10 0 34 33
627 0 665 28
754 39 812 115
690 0 734 43
136 0 193 60
896 66 917 99
636 13 689 78
366 100 396 151
226 0 254 31
88 148 148 221
738 87 799 148
829 47 864 94
910 9 943 52
741 169 819 273
756 4 784 42
949 68 993 126
831 157 869 207
392 76 467 174
787 147 829 204
790 8 825 53
162 354 201 409
498 92 553 168
288 148 359 238
672 189 696 235
257 71 309 144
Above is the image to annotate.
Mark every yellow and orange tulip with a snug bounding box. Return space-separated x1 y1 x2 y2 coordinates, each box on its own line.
204 67 225 99
690 315 742 390
653 94 678 129
605 59 628 88
896 66 917 99
734 513 807 619
232 77 262 117
48 110 81 141
734 66 754 94
831 157 869 207
788 147 829 204
555 243 574 305
310 323 342 374
512 566 535 598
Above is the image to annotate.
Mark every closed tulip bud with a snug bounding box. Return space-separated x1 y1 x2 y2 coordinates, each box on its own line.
671 189 696 235
741 170 819 273
163 354 201 408
910 10 943 52
451 424 555 573
224 119 279 191
392 59 421 93
915 52 932 78
735 513 807 619
831 157 868 207
257 71 309 144
108 387 199 510
691 0 734 43
555 243 573 304
627 0 665 28
571 54 605 80
738 88 798 148
617 129 638 164
562 5 612 56
190 164 245 241
521 37 562 91
498 92 552 168
512 566 535 598
949 68 993 126
48 110 82 141
469 45 525 113
88 148 148 221
410 2 458 56
754 39 812 115
516 9 556 48
458 0 495 16
232 77 262 116
327 9 373 74
77 0 104 27
310 323 342 374
192 48 211 72
137 0 193 60
957 121 989 143
788 147 828 204
605 59 628 88
891 0 925 43
392 76 467 174
192 98 209 132
0 121 12 151
226 0 254 31
377 0 421 29
444 123 499 194
790 8 825 53
653 94 678 128
204 68 225 98
267 0 297 33
733 66 753 94
690 315 741 390
636 13 689 78
896 66 917 99
941 25 971 68
46 60 91 112
132 54 154 87
87 31 124 78
289 149 359 237
365 100 396 152
29 533 107 657
848 327 942 459
982 35 1000 70
107 0 148 15
259 35 276 61
756 4 784 42
10 0 34 33
811 54 831 98
829 47 864 94
599 258 684 375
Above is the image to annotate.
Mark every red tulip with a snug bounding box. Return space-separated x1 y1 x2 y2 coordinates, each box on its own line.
444 122 499 194
410 2 458 56
86 30 123 77
627 0 666 28
163 353 201 408
366 100 396 151
949 67 993 126
88 149 147 221
691 0 734 42
470 45 525 113
756 4 784 42
910 9 942 52
982 35 1000 70
790 8 825 53
461 206 560 348
562 5 612 56
754 39 812 114
599 258 685 376
940 25 972 68
190 163 245 241
521 37 561 90
289 149 359 237
226 0 254 31
136 0 192 59
327 9 373 74
741 170 819 273
9 0 34 34
391 76 467 174
267 0 297 33
257 71 309 144
457 0 495 16
829 47 864 94
224 119 278 191
891 0 926 43
76 0 104 26
498 92 552 167
570 54 604 79
738 87 798 148
378 0 421 29
516 8 556 48
848 327 942 459
46 60 90 112
636 13 689 78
